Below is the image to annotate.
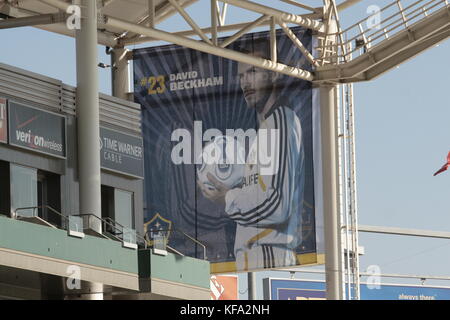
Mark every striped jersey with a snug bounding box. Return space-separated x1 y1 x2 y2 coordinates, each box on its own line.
225 104 305 255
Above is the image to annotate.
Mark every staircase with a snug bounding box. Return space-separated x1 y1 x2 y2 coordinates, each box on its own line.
315 0 450 83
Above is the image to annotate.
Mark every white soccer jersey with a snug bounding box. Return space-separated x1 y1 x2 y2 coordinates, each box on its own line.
224 105 305 270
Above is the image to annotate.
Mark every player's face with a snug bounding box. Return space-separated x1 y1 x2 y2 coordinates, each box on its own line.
238 62 274 110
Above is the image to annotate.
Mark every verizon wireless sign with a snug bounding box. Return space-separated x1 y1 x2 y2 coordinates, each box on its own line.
8 101 66 158
100 127 144 179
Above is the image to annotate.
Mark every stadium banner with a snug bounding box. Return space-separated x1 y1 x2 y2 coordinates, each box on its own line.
0 98 7 143
134 27 323 273
100 127 144 179
8 101 66 158
263 278 450 300
210 275 239 300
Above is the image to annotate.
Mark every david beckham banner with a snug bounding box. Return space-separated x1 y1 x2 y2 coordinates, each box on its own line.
134 27 323 273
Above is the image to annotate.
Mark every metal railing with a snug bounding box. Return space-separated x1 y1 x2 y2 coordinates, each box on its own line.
13 206 150 249
316 0 449 63
145 228 207 260
73 213 148 249
15 205 72 229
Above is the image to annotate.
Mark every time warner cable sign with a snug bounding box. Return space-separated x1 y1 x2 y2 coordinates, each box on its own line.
100 127 144 179
134 27 323 273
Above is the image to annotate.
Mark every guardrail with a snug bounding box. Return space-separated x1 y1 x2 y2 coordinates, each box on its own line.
145 228 207 260
316 0 449 63
13 207 147 249
73 213 147 249
14 205 84 237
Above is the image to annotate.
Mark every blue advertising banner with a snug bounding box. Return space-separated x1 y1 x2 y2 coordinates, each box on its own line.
134 27 320 273
264 278 450 300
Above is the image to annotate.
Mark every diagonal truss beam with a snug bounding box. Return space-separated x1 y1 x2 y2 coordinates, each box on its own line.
37 0 316 80
106 16 314 81
220 14 269 48
220 0 324 31
168 0 212 44
0 13 67 29
280 0 321 13
278 19 319 66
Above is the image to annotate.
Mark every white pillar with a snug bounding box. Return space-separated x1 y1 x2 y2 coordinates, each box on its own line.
111 47 130 100
320 84 343 300
76 0 102 229
247 272 256 300
75 0 103 300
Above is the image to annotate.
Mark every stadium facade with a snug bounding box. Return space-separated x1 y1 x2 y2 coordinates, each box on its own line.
0 62 210 300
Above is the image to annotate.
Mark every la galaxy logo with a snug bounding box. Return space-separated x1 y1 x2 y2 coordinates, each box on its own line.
144 213 172 246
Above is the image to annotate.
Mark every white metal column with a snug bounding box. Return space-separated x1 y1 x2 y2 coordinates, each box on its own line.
248 272 257 300
75 0 103 300
321 83 343 300
111 47 130 100
321 0 343 300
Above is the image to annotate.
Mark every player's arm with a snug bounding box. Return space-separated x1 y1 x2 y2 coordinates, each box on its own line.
225 108 301 227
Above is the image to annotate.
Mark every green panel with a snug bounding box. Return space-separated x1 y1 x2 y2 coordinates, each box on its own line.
0 216 138 274
138 250 210 289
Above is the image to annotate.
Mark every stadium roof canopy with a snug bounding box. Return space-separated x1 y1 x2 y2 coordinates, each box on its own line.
0 0 338 46
1 0 448 81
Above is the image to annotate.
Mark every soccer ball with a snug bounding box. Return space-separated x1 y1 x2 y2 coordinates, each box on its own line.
197 136 245 190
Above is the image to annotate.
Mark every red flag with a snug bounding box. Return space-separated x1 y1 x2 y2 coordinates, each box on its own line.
433 151 450 176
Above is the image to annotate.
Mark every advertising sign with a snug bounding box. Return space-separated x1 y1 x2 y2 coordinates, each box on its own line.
100 127 144 179
360 283 450 300
263 278 450 300
0 98 7 143
263 278 326 300
8 101 66 158
134 27 321 273
210 275 239 300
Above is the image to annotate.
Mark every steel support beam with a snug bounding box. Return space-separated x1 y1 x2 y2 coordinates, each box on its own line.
219 0 324 31
321 83 343 300
74 0 103 300
220 15 268 48
321 2 344 300
111 47 130 101
337 0 363 11
0 13 66 29
106 16 314 81
248 272 256 300
358 224 450 239
168 0 212 44
120 20 273 46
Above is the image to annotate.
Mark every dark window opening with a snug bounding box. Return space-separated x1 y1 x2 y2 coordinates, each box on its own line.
0 161 10 216
101 185 135 236
10 163 61 226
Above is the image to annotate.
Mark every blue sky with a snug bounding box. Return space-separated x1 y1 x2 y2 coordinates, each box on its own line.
1 0 449 299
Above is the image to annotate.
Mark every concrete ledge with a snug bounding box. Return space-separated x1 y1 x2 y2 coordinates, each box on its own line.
151 277 210 300
0 247 139 291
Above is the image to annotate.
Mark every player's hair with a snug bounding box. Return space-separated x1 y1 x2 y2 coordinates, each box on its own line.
236 38 271 61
